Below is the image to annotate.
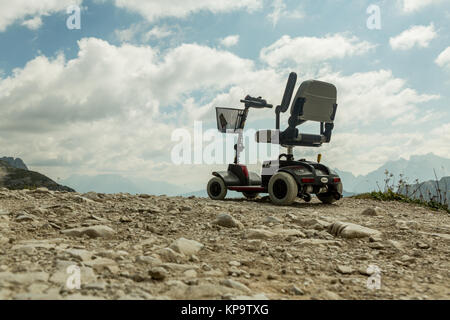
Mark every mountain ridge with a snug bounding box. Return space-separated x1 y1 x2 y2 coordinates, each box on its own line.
0 160 74 192
333 153 450 193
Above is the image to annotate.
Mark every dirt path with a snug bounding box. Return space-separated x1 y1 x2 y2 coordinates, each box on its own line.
0 187 449 300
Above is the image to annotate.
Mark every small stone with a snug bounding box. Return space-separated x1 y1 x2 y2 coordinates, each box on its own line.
291 285 304 295
361 207 383 216
0 236 9 245
84 258 119 274
157 248 184 263
246 229 276 240
267 274 278 280
264 216 282 224
336 265 354 274
120 216 132 223
323 290 342 300
65 249 93 262
368 242 385 250
15 212 35 222
83 282 107 291
149 267 168 281
401 255 416 263
170 238 204 256
416 242 430 249
62 225 115 238
387 240 404 251
274 228 306 238
213 213 244 229
183 269 197 278
136 255 162 265
229 261 241 267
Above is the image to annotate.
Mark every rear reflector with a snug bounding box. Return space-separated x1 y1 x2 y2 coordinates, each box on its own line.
333 178 341 183
301 178 315 183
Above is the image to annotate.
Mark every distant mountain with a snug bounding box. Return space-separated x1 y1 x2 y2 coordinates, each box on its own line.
334 153 450 194
0 160 74 192
61 174 186 196
0 157 28 170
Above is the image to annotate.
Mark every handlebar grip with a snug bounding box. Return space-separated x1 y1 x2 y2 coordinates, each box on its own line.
240 99 273 109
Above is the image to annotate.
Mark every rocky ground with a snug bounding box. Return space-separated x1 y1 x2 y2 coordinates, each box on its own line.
0 187 449 300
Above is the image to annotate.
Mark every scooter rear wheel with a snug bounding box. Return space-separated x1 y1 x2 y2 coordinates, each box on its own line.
207 177 227 200
268 172 298 205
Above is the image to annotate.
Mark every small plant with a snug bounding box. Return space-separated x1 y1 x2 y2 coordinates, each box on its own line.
355 169 450 214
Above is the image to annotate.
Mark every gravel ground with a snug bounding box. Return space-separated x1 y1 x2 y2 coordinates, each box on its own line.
0 187 449 300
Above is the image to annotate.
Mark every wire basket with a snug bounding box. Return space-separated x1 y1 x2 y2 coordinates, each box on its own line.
215 107 246 133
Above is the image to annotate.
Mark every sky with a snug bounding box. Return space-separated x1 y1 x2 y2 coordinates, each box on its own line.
0 0 449 190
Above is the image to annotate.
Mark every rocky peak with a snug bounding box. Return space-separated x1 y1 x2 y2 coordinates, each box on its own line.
0 159 74 192
0 157 28 170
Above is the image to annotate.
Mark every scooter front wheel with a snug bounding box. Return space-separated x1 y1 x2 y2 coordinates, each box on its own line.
207 177 227 200
268 172 298 205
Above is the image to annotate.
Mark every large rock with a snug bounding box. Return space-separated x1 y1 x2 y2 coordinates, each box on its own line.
170 238 204 256
65 249 94 262
328 221 381 239
157 248 184 263
149 267 168 281
245 229 276 240
84 258 119 274
62 225 115 238
221 279 251 294
273 228 306 238
213 213 244 229
0 272 49 285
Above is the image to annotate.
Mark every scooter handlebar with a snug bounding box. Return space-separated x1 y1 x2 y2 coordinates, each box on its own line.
240 95 273 108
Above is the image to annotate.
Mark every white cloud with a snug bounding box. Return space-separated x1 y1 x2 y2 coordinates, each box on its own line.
220 35 240 47
112 0 263 22
0 37 443 187
435 47 450 69
267 0 304 27
21 16 43 30
260 34 376 67
0 38 257 182
389 24 437 50
115 24 173 43
320 69 440 127
0 0 261 32
0 0 82 31
143 26 173 41
400 0 443 13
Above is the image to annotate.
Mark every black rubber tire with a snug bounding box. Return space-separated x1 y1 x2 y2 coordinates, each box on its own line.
207 177 227 200
268 172 298 205
317 193 337 204
318 182 343 204
243 192 259 199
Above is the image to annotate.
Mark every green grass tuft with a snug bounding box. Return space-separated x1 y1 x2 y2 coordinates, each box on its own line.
354 190 450 214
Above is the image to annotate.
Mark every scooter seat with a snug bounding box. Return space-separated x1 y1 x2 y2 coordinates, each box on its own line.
256 130 325 147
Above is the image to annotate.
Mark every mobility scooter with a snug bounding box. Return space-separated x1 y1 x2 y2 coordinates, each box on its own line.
206 72 343 205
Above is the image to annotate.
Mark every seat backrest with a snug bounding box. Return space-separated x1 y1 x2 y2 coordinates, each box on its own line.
290 80 337 123
279 72 297 113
